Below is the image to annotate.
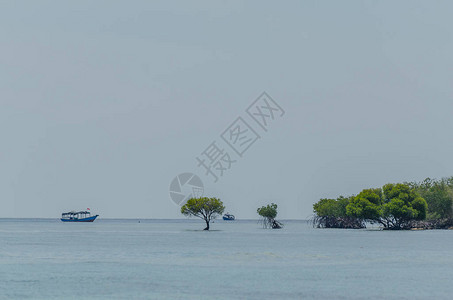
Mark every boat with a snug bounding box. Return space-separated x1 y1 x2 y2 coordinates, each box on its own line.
223 213 235 221
61 210 99 222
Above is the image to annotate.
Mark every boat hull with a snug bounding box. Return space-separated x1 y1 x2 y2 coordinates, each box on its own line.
223 216 235 221
61 215 99 222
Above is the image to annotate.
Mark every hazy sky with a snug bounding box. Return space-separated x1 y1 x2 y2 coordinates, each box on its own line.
1 1 452 218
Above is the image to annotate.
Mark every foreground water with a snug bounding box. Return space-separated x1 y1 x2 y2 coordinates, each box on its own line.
1 219 453 299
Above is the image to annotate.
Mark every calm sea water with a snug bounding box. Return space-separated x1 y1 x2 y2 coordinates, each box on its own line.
1 219 453 299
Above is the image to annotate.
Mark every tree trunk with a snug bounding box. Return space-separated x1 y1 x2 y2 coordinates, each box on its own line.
204 219 210 230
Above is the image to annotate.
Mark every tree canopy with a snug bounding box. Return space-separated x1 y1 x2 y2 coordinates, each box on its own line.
313 196 365 229
380 183 427 229
409 177 453 220
181 197 225 230
257 203 282 229
314 182 432 230
346 189 382 221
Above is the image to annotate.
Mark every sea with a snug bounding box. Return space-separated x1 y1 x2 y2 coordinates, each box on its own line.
1 218 453 299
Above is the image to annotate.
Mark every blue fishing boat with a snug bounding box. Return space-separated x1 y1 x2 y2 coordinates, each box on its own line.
223 213 235 221
61 210 99 222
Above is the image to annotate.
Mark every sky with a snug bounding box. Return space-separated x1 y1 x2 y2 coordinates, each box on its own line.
1 0 452 219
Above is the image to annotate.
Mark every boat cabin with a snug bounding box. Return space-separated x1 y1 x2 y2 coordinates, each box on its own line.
61 211 92 220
